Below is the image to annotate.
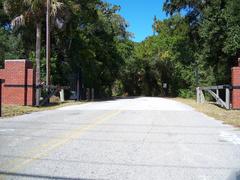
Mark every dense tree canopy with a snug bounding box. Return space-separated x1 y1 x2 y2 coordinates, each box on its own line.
116 0 240 97
0 0 239 99
0 0 130 98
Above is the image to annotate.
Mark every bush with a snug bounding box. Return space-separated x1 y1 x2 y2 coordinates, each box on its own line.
112 80 124 96
178 89 195 98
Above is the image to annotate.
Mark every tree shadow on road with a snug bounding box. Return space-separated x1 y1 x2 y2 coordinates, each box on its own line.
0 171 101 180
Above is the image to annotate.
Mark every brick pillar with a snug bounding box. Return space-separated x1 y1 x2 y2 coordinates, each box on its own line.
0 59 36 106
232 65 240 109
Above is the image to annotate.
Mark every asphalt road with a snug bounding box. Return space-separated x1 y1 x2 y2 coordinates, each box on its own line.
0 97 240 180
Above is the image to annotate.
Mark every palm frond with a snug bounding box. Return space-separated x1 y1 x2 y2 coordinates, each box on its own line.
11 15 25 29
23 0 44 14
3 0 23 16
3 1 11 15
51 0 64 16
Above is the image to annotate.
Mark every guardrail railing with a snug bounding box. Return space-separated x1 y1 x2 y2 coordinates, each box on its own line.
38 85 70 106
196 85 231 110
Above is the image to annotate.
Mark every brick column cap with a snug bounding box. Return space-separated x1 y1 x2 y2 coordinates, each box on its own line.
231 67 240 70
5 59 29 62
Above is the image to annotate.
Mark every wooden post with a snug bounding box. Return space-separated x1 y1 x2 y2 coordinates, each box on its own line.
60 89 65 102
197 87 205 104
216 89 219 105
225 87 230 110
196 87 202 103
86 88 90 101
196 87 199 103
200 90 205 103
91 88 94 101
76 75 80 101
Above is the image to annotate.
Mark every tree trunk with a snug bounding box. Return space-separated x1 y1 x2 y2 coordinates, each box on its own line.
46 0 51 87
35 22 41 106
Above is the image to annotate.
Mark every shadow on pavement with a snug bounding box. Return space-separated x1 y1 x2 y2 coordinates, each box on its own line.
0 171 101 180
228 170 240 180
93 96 140 102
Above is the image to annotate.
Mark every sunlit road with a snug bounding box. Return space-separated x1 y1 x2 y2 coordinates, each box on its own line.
0 97 240 180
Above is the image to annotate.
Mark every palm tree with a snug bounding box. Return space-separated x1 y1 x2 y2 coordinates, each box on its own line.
4 0 65 106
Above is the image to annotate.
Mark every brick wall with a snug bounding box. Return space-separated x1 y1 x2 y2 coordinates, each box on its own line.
232 67 240 109
0 59 36 106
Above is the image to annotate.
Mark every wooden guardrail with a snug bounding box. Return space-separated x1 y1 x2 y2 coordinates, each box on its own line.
196 85 231 110
38 85 70 106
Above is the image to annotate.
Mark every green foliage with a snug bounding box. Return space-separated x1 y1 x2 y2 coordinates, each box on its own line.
117 0 240 98
0 0 130 98
150 0 240 97
0 28 24 66
117 15 196 97
1 0 240 99
178 89 195 99
223 0 240 56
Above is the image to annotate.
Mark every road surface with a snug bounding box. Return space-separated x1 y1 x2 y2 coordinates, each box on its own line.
0 97 240 180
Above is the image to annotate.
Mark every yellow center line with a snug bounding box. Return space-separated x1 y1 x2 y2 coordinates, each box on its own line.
0 102 96 166
0 110 122 178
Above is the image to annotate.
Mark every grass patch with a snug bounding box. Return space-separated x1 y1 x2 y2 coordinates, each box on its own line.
2 100 86 118
175 98 240 127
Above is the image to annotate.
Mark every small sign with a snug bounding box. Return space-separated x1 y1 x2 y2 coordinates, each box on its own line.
163 83 167 89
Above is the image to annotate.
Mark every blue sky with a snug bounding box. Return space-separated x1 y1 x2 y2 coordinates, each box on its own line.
104 0 168 42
